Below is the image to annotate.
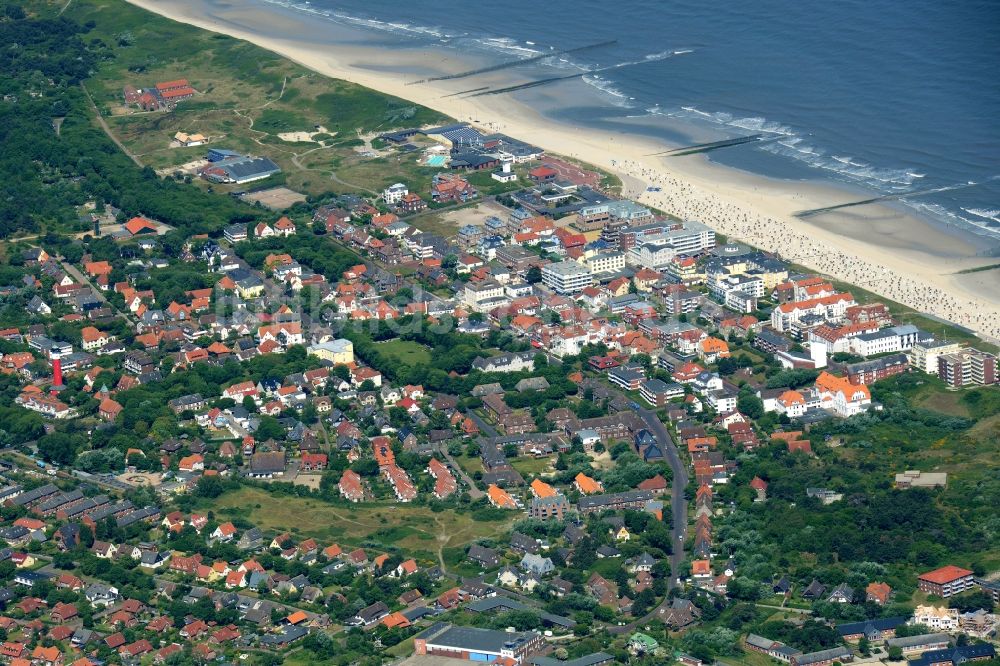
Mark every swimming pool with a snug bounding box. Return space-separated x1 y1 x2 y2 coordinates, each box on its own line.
425 155 447 167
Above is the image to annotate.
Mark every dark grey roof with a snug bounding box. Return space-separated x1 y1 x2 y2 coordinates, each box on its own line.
10 483 58 506
530 653 613 666
910 644 996 666
885 633 949 649
836 616 906 636
794 647 852 665
577 489 653 511
467 597 526 613
415 622 537 654
219 156 281 181
259 625 307 646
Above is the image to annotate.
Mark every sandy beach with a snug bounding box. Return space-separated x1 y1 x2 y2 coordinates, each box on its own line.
126 0 1000 342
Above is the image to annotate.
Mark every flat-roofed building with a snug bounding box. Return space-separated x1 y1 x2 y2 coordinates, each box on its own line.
894 470 947 489
414 622 544 664
907 340 963 374
938 349 997 388
542 261 593 294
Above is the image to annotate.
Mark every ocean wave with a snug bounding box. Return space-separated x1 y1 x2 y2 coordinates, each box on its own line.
654 104 925 189
909 202 1000 240
470 36 544 57
757 134 919 186
963 207 1000 220
259 0 994 245
581 75 635 109
262 0 459 39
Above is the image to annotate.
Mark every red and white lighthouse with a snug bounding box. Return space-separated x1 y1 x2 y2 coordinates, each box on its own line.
50 354 64 395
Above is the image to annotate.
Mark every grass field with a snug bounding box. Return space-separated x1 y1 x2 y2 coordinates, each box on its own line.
452 453 483 477
208 487 512 561
913 390 971 417
510 455 555 478
719 651 777 666
375 339 432 366
61 0 448 196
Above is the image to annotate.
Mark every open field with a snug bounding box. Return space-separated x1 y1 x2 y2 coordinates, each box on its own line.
64 0 446 196
208 487 513 559
414 199 513 238
510 455 555 478
375 339 432 366
238 187 307 210
452 453 483 478
403 204 487 238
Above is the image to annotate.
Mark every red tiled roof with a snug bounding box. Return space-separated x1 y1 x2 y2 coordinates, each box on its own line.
918 565 973 585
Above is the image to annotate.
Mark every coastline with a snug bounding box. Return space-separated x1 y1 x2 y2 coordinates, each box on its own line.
123 0 1000 342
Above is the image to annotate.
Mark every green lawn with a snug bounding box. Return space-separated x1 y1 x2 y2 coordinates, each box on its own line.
208 487 512 556
719 650 783 666
453 453 483 477
375 339 432 366
510 455 555 478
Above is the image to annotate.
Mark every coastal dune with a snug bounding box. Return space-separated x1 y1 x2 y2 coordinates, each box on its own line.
125 0 1000 343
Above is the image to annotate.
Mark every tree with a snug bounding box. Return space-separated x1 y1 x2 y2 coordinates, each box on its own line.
948 589 995 613
37 432 81 465
255 416 284 442
737 393 764 419
352 459 379 477
526 266 542 284
195 475 225 499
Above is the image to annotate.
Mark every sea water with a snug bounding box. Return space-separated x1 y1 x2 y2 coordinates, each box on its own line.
263 0 1000 247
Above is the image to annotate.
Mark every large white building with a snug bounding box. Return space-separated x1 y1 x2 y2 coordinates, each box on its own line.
628 242 678 270
770 293 856 332
849 324 925 356
907 340 964 374
631 220 715 253
911 606 960 631
626 221 716 270
542 261 594 294
383 183 408 205
709 274 764 313
584 252 626 275
463 280 507 312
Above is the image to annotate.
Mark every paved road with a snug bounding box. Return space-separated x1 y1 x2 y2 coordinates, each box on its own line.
57 257 134 324
435 442 483 500
636 407 689 587
601 388 689 634
464 410 499 440
465 392 690 632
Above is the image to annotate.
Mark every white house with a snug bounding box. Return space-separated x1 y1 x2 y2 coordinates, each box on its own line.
383 183 408 205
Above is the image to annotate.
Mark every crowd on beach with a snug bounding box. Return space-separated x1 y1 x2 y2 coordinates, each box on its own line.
615 159 1000 343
